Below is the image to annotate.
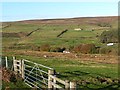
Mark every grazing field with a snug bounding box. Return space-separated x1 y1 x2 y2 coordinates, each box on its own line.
1 16 119 89
2 49 119 89
2 16 118 49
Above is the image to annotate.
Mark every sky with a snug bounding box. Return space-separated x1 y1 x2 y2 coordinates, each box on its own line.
1 2 118 22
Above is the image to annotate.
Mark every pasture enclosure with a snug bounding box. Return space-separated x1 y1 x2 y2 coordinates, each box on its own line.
2 56 77 89
1 16 119 89
1 54 119 89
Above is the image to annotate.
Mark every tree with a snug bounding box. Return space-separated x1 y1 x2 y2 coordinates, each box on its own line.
100 30 118 43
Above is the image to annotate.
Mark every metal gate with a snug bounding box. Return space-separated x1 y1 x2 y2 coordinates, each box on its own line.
24 59 54 89
9 57 77 89
13 58 53 89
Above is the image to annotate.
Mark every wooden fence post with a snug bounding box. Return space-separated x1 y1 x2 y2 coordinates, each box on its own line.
13 56 15 71
53 75 56 90
13 56 15 61
70 82 76 90
21 60 25 79
65 80 69 89
48 70 54 89
5 57 8 68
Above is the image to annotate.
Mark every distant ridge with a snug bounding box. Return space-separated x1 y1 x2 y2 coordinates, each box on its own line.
20 16 118 22
12 16 117 25
2 16 118 25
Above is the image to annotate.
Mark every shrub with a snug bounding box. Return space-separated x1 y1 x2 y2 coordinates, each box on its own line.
73 44 98 54
100 48 111 54
98 23 111 27
10 73 17 83
40 44 50 52
69 45 74 52
100 47 118 55
100 30 118 43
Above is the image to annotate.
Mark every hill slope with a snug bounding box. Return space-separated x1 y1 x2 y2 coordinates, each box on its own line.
2 16 118 53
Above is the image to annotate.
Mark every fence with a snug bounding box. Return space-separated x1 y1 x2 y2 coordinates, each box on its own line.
1 56 13 70
2 56 77 89
48 70 76 89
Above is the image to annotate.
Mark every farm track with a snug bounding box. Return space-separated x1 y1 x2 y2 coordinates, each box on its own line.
4 50 118 64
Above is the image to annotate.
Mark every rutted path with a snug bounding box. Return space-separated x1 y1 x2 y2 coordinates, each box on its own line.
6 50 118 64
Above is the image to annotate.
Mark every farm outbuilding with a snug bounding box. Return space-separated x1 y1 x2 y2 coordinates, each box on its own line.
74 28 82 31
107 43 114 46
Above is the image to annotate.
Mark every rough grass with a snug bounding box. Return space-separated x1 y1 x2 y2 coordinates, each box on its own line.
12 55 118 89
2 16 119 89
2 49 119 89
2 80 30 89
3 53 119 88
2 21 108 48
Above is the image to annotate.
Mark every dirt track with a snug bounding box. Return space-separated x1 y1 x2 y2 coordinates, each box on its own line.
8 50 118 64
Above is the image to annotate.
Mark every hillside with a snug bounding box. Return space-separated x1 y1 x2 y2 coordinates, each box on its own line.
2 16 118 55
2 16 119 89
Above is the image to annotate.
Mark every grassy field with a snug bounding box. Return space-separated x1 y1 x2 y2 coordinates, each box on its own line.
2 17 117 49
1 16 119 89
2 81 30 90
2 50 119 89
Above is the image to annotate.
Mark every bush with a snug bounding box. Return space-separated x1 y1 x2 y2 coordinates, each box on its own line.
100 47 111 54
10 73 17 83
98 23 111 27
100 47 118 55
100 30 118 43
40 44 50 52
69 45 74 52
73 44 98 54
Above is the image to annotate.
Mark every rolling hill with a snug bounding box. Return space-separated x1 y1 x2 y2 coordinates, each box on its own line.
1 16 119 89
2 16 118 54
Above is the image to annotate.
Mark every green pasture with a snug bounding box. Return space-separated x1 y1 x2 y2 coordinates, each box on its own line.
2 17 119 89
11 55 118 89
2 22 107 49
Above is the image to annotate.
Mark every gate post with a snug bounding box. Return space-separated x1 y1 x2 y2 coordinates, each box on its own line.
70 82 76 90
13 56 15 61
65 80 69 89
13 56 15 72
5 57 8 68
21 60 25 79
48 70 54 89
53 75 56 90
